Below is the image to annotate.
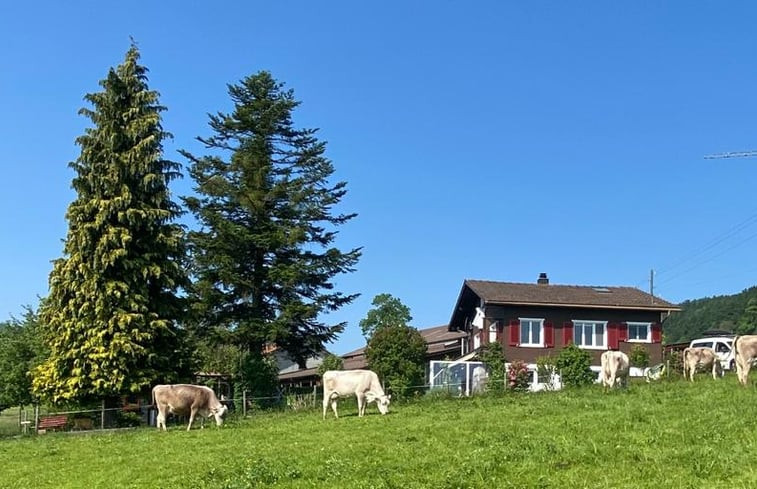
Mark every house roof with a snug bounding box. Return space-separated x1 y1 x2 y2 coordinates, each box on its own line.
449 278 680 331
278 324 465 382
465 279 679 310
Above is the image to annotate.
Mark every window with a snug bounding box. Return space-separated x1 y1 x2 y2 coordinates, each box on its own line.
519 318 544 347
489 323 498 343
627 322 651 342
573 320 607 349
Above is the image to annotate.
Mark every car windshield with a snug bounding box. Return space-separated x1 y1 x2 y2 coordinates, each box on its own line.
691 342 713 349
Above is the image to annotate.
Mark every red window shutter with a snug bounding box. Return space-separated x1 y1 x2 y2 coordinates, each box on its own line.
544 321 554 348
563 321 573 345
509 319 520 346
607 323 615 349
651 322 662 343
619 322 628 342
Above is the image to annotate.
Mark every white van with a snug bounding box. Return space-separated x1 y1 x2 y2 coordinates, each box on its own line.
689 336 735 371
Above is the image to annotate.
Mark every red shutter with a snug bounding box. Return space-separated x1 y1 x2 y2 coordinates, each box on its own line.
651 322 662 343
619 322 628 342
563 321 573 345
544 321 554 348
607 323 614 349
509 319 520 346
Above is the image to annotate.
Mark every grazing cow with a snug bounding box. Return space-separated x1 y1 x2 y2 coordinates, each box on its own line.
322 369 391 419
734 335 757 386
599 350 629 389
682 347 723 382
152 384 228 431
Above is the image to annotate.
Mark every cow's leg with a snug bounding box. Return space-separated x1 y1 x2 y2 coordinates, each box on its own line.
712 362 718 380
330 399 339 419
323 393 330 420
742 360 752 386
356 393 365 417
187 407 197 431
156 409 166 431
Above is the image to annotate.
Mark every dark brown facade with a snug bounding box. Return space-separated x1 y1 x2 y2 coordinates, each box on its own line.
449 276 680 368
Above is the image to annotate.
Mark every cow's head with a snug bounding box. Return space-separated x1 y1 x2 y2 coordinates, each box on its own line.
367 393 392 415
210 403 229 427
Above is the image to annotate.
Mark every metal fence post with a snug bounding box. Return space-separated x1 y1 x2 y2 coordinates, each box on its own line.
34 404 39 434
101 400 105 430
242 390 247 417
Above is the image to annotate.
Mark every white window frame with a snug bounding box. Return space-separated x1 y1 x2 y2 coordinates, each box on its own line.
519 318 544 347
627 322 652 343
489 323 498 343
572 320 608 349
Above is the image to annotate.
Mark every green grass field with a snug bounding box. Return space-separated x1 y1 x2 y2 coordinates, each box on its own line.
1 377 756 489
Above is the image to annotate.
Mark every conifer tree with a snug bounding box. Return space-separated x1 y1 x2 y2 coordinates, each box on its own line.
32 44 190 403
182 71 360 368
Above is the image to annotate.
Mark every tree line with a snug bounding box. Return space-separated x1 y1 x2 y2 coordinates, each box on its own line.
661 286 757 343
0 42 362 409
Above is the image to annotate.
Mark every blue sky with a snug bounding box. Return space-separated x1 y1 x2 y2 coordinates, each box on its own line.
2 2 757 354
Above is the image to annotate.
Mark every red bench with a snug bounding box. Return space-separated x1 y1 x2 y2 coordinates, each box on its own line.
38 414 68 432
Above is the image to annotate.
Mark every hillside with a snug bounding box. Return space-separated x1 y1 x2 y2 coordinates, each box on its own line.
2 379 757 488
663 285 757 343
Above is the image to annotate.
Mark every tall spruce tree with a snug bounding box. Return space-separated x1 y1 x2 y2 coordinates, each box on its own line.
32 44 190 403
182 71 360 368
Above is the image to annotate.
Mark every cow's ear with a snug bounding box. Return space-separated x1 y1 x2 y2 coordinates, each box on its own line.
387 394 392 401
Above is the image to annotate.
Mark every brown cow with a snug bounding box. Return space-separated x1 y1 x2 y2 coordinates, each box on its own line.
734 335 757 386
152 384 228 431
682 347 722 381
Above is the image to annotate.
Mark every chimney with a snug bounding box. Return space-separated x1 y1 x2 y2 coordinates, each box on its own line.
537 272 549 285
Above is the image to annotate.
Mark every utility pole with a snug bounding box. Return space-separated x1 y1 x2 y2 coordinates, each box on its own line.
650 269 655 303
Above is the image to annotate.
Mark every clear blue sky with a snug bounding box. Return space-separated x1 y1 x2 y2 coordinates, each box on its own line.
2 2 757 355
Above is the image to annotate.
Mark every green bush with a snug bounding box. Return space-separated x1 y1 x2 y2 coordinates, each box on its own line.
555 343 595 388
536 355 558 390
629 344 650 369
479 342 506 393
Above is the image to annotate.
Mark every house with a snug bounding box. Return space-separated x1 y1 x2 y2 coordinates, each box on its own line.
448 274 680 377
278 324 466 388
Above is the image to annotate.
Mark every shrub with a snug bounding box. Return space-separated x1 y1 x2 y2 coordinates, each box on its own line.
664 349 683 377
536 355 558 390
317 354 344 377
479 343 506 393
629 344 650 369
555 343 595 387
507 359 531 392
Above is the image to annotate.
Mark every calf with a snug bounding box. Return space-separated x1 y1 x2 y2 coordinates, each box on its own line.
734 335 757 386
152 384 228 431
322 369 391 419
682 347 722 382
599 350 629 389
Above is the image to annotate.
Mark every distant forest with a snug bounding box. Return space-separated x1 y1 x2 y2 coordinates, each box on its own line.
663 286 757 344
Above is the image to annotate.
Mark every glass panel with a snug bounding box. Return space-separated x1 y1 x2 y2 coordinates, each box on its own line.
521 323 529 343
595 323 604 346
583 325 591 346
532 323 540 344
574 325 581 345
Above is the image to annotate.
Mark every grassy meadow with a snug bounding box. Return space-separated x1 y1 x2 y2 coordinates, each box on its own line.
1 377 757 488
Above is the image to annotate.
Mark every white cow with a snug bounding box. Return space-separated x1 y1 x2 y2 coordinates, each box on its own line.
599 350 629 389
734 335 757 386
152 384 228 431
322 369 391 419
682 347 722 382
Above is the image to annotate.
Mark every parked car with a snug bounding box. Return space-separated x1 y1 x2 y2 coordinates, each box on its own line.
689 336 735 371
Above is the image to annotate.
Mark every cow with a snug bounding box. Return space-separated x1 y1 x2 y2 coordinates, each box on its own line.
322 369 391 419
599 350 629 389
152 384 228 431
682 347 723 382
734 335 757 386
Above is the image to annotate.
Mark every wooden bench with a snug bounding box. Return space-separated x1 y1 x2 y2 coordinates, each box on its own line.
38 414 68 432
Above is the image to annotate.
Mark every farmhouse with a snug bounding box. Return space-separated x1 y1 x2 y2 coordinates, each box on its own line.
448 274 680 373
278 324 466 387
